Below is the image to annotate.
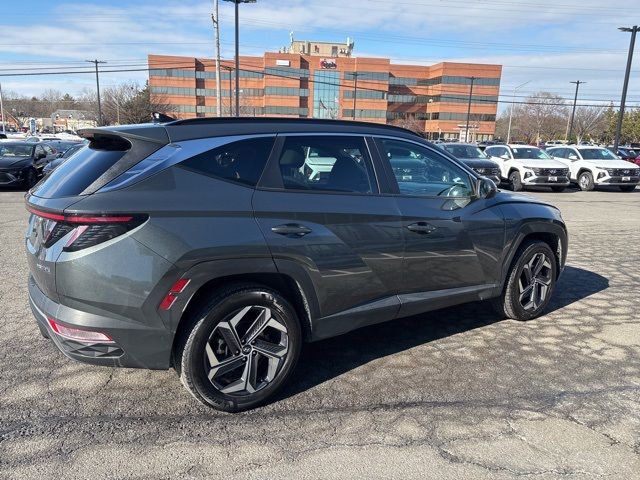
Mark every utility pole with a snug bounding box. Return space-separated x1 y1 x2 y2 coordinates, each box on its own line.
464 76 476 143
614 26 638 151
506 80 530 143
352 71 358 120
0 82 5 134
86 59 106 125
212 0 222 117
567 80 584 142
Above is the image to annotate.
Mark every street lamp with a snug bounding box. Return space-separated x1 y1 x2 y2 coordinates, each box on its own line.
614 26 638 150
223 0 256 117
506 80 530 143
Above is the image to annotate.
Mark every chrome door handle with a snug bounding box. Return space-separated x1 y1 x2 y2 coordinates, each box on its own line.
271 224 312 237
406 222 436 234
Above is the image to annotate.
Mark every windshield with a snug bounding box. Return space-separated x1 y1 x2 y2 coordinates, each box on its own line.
443 144 487 159
0 144 32 157
511 147 551 160
579 148 618 160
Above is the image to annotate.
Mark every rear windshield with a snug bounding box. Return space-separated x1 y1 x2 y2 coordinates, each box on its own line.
32 144 126 198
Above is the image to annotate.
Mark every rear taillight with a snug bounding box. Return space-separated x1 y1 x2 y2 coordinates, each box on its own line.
47 317 114 343
27 206 147 252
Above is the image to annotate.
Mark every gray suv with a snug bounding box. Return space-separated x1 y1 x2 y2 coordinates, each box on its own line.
26 118 567 412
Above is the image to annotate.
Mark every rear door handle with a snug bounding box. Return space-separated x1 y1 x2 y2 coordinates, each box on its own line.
271 224 312 237
406 222 436 234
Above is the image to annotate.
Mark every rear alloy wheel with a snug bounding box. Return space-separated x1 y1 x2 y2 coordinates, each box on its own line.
619 185 636 192
176 284 301 412
493 241 557 321
509 170 523 192
578 171 595 191
24 168 38 189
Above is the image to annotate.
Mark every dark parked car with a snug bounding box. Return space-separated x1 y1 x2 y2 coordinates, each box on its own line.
26 118 567 412
611 147 640 167
0 141 57 188
42 143 85 176
438 142 502 184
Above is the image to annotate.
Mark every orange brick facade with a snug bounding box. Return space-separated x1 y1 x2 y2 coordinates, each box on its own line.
148 53 501 141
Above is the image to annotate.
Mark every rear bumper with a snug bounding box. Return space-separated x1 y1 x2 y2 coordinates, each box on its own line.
28 276 173 369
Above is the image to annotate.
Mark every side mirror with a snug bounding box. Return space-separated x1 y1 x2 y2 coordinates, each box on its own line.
476 176 497 200
500 154 510 160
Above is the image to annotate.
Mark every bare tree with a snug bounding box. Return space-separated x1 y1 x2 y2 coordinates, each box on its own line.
571 106 606 143
516 92 568 143
103 81 171 125
390 117 425 135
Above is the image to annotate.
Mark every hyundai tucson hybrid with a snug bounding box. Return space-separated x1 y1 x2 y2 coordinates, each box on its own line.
26 118 567 412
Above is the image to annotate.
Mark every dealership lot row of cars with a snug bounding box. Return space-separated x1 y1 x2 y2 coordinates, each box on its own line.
437 142 640 192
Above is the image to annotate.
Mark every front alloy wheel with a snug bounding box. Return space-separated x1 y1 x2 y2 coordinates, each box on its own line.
176 284 301 412
493 240 557 321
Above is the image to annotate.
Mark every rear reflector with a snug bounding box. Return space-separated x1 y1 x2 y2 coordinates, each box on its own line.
47 317 114 343
159 278 191 311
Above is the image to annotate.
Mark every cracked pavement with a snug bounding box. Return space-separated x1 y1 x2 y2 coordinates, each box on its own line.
1 189 639 479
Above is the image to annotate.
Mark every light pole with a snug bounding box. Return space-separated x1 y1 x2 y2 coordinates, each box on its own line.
567 80 585 142
506 80 530 143
614 26 638 151
0 82 5 135
464 76 476 142
223 0 256 117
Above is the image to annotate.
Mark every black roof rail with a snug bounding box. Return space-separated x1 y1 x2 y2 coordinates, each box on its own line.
164 116 422 137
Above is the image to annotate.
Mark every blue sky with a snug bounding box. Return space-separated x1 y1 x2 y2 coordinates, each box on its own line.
1 0 639 111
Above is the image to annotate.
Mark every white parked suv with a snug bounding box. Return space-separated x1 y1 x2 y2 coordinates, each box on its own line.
547 145 640 192
484 144 570 192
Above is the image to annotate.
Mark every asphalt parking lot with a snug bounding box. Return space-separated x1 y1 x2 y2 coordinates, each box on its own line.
1 188 639 479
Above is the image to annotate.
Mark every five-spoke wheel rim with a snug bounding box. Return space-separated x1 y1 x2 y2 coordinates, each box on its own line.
204 306 289 396
518 252 553 311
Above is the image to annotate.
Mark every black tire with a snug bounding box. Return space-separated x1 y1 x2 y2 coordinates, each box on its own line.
550 186 566 192
509 170 523 192
23 168 38 189
493 240 557 321
619 185 636 192
577 171 594 191
175 283 302 412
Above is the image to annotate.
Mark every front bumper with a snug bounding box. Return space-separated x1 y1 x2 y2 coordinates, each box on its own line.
28 276 173 369
524 175 570 186
596 176 640 186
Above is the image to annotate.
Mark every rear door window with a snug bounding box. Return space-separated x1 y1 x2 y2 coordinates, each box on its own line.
277 136 375 194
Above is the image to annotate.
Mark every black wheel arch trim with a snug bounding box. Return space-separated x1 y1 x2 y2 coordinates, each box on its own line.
495 219 567 296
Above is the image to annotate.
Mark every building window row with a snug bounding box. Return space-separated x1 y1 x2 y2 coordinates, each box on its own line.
343 90 387 100
151 86 265 97
264 86 309 97
265 66 310 79
388 75 500 87
264 106 309 116
388 93 499 104
386 112 496 122
196 106 265 114
343 71 389 82
149 68 264 79
342 109 387 119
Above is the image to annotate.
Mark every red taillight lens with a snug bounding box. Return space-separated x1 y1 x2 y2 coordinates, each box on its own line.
47 317 113 343
159 278 191 311
27 206 146 252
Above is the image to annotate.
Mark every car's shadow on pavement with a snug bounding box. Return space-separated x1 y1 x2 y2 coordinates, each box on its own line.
277 265 608 402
